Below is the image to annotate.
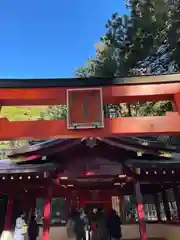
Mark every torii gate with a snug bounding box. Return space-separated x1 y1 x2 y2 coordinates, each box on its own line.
1 73 180 240
0 73 180 139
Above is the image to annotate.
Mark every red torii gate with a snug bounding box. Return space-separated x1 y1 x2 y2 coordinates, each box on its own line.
0 74 180 139
1 73 180 240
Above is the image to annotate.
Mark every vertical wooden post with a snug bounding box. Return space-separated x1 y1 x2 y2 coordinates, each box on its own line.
161 187 171 221
173 186 180 220
134 181 148 240
66 196 70 219
119 195 126 223
43 187 52 240
154 193 161 221
71 190 78 210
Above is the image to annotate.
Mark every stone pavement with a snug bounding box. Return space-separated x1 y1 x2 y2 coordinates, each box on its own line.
0 225 167 240
38 226 166 240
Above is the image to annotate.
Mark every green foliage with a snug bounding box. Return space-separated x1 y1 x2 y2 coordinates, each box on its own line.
74 0 176 120
168 0 180 70
74 66 92 78
40 105 67 120
0 106 47 149
1 106 47 121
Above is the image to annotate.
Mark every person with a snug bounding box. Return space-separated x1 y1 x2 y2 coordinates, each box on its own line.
80 208 89 229
80 208 90 240
13 212 27 240
73 208 86 240
28 215 39 240
92 208 108 240
107 209 122 240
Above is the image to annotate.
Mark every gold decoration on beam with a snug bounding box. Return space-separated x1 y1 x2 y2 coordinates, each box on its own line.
137 152 143 156
135 168 141 174
159 151 172 158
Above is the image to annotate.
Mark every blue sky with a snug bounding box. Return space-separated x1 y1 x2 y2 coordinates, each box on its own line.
0 0 127 78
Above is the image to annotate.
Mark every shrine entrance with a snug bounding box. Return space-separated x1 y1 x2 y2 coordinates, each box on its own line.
79 190 112 215
80 201 111 216
84 202 107 217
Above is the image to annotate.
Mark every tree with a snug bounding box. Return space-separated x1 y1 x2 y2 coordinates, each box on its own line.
77 0 169 78
74 66 92 78
168 0 180 70
40 105 67 120
74 0 173 118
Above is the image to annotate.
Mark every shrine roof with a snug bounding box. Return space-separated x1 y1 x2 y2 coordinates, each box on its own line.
0 73 179 88
9 139 75 155
8 136 180 158
125 158 180 168
0 159 58 174
0 138 179 185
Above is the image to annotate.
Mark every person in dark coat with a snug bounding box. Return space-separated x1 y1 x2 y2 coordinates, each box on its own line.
92 208 108 240
28 215 39 240
107 209 122 240
73 209 86 240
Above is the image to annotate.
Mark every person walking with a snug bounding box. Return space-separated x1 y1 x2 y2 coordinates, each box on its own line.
107 209 122 240
93 208 108 240
73 209 86 240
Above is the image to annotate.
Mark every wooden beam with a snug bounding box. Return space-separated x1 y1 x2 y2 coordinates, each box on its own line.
0 73 180 88
0 112 180 139
0 82 179 105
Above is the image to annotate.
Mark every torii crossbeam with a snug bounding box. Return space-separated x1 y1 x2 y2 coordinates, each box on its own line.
0 73 180 140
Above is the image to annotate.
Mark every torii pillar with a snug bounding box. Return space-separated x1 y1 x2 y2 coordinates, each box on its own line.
43 186 52 240
134 181 148 240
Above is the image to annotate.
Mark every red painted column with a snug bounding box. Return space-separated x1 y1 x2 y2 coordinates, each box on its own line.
104 201 111 216
134 181 148 240
43 188 52 240
4 195 13 231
